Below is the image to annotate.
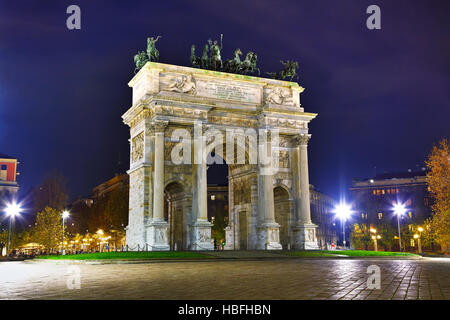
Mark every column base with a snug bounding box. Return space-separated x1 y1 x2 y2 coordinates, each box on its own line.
256 222 283 250
293 223 320 250
192 220 214 251
224 226 234 250
146 220 170 251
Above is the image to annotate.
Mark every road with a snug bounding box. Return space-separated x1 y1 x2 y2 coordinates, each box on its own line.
0 258 449 300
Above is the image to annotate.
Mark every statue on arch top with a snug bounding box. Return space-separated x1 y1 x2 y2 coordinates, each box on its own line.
267 60 299 81
133 51 148 74
147 35 162 62
208 34 223 70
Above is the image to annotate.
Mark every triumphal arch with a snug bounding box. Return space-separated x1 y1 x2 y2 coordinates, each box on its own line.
123 62 319 251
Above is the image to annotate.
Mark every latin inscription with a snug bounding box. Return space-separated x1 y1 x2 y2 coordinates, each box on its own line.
197 81 260 104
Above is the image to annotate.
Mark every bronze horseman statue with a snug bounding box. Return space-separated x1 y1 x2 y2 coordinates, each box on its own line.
133 34 299 81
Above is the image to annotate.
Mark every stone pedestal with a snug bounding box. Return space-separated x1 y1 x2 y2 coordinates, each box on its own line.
147 220 170 251
224 226 234 250
293 223 319 250
192 220 214 251
257 222 283 250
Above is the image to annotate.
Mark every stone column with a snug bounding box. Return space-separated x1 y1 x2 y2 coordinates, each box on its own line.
192 123 213 250
249 178 258 249
153 121 167 221
148 120 170 250
292 134 319 250
256 129 282 250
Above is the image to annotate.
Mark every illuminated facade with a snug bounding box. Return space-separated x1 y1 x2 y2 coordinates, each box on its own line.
350 170 432 249
0 153 19 198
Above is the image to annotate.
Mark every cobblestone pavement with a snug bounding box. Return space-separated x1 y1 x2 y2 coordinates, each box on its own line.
0 258 449 300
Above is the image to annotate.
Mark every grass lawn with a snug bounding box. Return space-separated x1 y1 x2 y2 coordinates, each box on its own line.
279 251 338 257
36 251 212 260
282 250 418 257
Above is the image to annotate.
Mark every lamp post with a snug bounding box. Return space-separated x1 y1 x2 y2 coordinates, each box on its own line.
416 226 423 254
5 202 22 257
392 202 407 252
62 210 70 255
334 202 352 248
370 228 381 251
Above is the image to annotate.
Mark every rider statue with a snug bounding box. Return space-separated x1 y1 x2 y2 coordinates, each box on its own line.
147 36 162 62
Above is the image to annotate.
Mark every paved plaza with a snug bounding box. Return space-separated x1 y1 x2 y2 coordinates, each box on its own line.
0 258 449 300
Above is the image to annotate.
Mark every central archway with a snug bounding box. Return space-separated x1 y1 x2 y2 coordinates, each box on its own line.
207 152 228 249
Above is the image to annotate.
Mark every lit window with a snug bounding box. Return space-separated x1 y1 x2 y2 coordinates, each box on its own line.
378 212 383 219
396 189 399 193
408 212 412 218
361 213 365 219
376 190 380 195
387 189 390 194
410 239 415 247
211 195 215 200
372 190 376 195
381 189 385 195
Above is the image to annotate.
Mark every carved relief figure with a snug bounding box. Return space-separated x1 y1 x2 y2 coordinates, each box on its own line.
279 151 290 168
167 74 196 94
306 229 314 242
265 87 294 105
269 229 278 242
156 228 166 243
131 132 144 163
198 229 210 242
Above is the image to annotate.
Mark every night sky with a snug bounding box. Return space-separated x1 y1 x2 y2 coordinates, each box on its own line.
1 0 449 202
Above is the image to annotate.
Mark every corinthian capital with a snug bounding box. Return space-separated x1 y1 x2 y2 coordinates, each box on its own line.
151 120 168 134
292 134 311 147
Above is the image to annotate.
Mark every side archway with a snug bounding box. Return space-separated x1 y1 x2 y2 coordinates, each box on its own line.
273 185 292 249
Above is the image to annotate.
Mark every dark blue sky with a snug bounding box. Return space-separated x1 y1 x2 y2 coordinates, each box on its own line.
1 0 449 201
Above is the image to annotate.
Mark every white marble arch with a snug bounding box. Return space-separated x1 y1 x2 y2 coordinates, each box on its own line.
123 62 319 251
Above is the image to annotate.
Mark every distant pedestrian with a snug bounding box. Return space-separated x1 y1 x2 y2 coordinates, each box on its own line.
213 238 217 250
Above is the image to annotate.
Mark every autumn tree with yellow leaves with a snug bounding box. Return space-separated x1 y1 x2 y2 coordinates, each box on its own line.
425 139 450 252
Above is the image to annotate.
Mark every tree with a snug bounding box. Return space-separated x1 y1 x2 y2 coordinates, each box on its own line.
350 223 371 249
0 229 8 253
32 207 63 252
378 222 397 251
32 170 69 214
425 139 450 252
104 184 129 230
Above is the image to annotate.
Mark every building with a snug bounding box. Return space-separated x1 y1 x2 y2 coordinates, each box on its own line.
349 170 432 250
0 153 19 198
92 173 129 200
68 173 129 234
310 187 338 248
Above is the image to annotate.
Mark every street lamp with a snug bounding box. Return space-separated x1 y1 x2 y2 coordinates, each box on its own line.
334 202 352 248
5 202 22 257
370 228 381 252
392 202 407 252
62 210 70 255
416 226 423 254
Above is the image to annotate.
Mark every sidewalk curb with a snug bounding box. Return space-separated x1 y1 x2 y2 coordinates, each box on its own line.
26 255 423 265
